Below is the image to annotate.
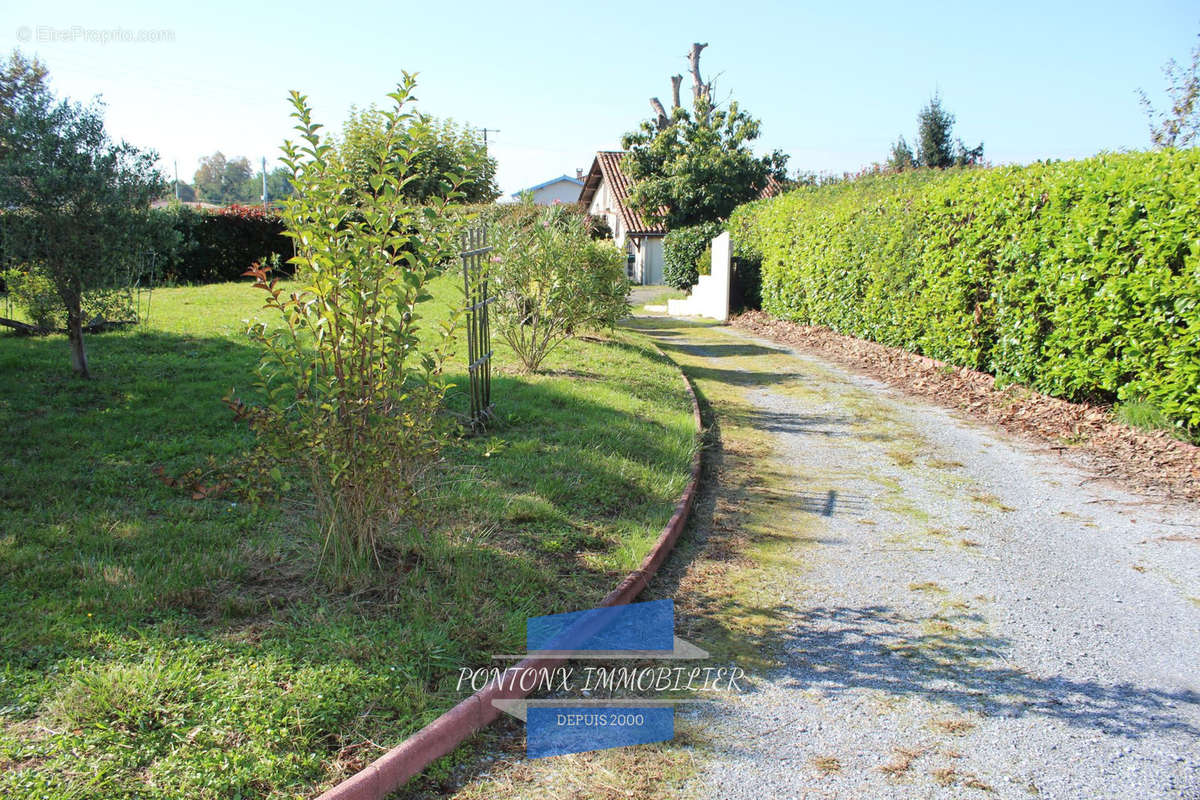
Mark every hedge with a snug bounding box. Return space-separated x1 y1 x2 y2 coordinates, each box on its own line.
155 204 292 284
154 202 604 286
663 222 723 290
729 149 1200 433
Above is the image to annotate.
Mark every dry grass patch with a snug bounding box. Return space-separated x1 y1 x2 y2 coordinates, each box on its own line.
447 727 702 800
930 718 977 735
878 746 925 776
927 457 965 469
969 491 1016 512
810 755 842 774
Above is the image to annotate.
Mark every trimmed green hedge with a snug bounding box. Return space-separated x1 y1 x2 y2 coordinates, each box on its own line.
730 149 1200 433
155 204 292 284
663 222 723 289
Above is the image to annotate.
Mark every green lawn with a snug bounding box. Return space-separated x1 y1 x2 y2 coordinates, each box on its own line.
0 274 696 799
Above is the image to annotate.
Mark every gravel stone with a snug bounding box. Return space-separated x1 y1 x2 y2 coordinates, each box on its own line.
665 324 1200 800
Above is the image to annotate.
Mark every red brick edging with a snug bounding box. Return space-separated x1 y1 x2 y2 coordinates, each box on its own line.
315 348 704 800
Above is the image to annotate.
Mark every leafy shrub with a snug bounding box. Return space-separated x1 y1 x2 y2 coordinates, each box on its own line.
490 204 629 371
730 150 1200 435
727 206 765 310
1 264 61 328
338 109 499 203
156 203 291 284
696 243 714 277
663 221 723 289
448 201 604 234
0 262 138 330
243 77 462 581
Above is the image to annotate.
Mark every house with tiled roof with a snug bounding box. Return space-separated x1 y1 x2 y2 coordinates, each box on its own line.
577 151 667 285
510 171 585 205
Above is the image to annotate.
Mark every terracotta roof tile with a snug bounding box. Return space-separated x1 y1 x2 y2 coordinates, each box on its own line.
759 174 784 200
578 151 668 236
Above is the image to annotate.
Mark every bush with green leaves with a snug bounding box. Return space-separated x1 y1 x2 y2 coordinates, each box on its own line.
662 221 724 289
243 76 462 581
730 148 1200 436
490 204 629 371
337 108 499 203
0 263 61 328
726 208 765 310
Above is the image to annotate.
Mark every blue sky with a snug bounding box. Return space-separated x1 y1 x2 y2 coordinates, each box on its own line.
2 0 1196 196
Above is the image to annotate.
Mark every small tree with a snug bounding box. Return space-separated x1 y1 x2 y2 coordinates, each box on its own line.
243 76 464 578
1138 33 1200 149
0 52 165 377
887 135 916 171
490 204 629 371
622 43 787 229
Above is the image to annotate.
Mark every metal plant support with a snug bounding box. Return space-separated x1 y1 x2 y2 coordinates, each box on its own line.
460 226 495 432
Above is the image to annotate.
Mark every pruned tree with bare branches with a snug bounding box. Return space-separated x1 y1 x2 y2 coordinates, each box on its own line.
624 43 787 229
649 43 712 130
1138 33 1200 149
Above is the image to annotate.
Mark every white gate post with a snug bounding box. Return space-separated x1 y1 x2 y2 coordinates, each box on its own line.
666 231 732 322
710 231 731 322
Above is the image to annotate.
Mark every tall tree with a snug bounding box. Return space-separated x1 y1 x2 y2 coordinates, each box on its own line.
0 49 48 125
888 135 916 171
893 93 984 169
237 166 293 204
1138 33 1200 149
0 53 165 376
916 94 956 168
622 43 787 229
223 155 252 199
193 151 227 201
193 151 253 203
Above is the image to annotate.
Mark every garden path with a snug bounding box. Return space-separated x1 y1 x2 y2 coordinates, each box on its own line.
641 319 1200 800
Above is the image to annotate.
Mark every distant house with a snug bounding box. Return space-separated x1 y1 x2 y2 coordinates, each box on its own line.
577 151 667 285
511 171 585 205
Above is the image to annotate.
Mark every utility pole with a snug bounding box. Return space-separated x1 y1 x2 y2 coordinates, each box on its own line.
174 160 179 201
480 128 500 151
261 156 268 207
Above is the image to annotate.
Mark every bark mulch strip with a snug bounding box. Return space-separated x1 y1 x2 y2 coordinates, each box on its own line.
731 310 1200 504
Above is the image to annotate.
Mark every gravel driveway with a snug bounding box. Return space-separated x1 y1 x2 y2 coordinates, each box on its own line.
645 320 1200 800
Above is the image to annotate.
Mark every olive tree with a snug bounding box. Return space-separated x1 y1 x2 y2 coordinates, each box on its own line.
0 52 164 377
